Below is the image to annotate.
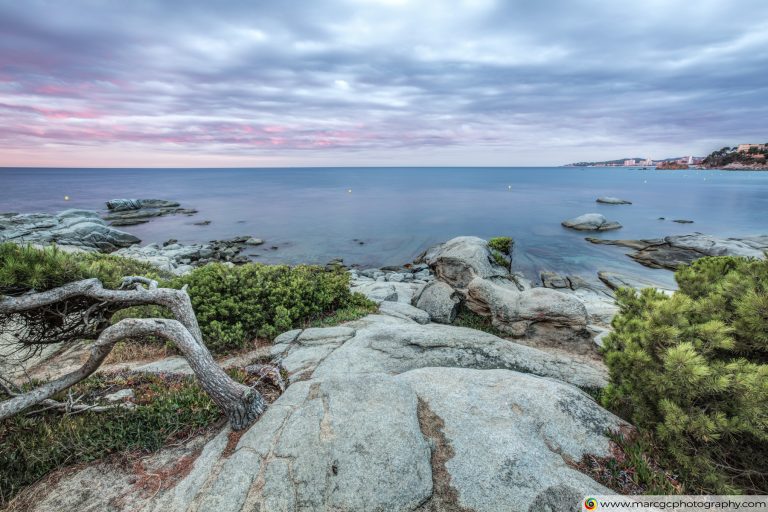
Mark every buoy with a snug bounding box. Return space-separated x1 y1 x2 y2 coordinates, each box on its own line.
347 189 352 193
64 195 70 201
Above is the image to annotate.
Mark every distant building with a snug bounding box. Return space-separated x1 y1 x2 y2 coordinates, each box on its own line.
623 159 636 166
737 144 766 153
640 158 653 166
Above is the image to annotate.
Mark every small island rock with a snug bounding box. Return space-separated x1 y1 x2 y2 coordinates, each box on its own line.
562 213 622 231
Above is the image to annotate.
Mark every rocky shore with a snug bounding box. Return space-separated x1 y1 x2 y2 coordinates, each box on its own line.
4 206 768 511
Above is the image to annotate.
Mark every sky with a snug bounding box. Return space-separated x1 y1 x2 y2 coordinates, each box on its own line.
0 0 766 167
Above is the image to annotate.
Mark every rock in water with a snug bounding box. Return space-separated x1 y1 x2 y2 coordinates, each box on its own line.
562 213 622 231
588 234 768 270
105 199 181 211
103 199 197 227
596 196 632 204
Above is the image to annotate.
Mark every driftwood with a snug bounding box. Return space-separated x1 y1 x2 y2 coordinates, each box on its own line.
0 277 265 430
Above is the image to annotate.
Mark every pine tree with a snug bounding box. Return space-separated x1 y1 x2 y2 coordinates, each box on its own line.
602 256 768 493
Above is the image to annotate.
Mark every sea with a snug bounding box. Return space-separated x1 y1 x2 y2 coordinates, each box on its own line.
3 166 768 289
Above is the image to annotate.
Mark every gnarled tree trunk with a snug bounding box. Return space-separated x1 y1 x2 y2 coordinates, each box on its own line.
0 277 266 430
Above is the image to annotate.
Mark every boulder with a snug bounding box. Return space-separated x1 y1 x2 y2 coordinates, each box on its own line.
466 277 590 351
421 236 508 290
596 196 631 205
540 271 570 289
562 213 622 231
415 281 460 324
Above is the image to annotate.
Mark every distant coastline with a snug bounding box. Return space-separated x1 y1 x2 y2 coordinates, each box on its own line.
564 140 768 170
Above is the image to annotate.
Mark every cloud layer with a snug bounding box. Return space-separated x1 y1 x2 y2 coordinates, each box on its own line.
1 0 767 166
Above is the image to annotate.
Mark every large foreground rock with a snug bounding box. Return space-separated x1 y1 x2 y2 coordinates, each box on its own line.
562 213 622 231
15 314 621 512
0 209 140 252
420 236 508 290
588 233 768 270
466 277 591 352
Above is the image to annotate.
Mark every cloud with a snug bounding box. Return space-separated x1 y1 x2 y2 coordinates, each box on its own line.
0 0 766 166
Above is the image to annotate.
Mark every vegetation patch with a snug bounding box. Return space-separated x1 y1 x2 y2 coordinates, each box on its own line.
452 305 506 338
0 369 280 507
601 255 768 493
571 430 682 495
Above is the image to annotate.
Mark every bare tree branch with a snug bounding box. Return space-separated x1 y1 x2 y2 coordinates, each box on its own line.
0 280 265 430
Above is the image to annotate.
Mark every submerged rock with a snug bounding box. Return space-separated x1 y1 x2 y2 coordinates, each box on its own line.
562 213 622 231
105 199 181 211
596 196 632 205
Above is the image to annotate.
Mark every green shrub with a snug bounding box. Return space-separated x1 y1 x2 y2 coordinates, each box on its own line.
488 236 513 256
602 256 768 493
0 243 162 296
0 244 165 348
169 263 375 352
488 236 514 271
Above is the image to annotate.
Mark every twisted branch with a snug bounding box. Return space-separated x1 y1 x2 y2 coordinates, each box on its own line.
0 279 264 430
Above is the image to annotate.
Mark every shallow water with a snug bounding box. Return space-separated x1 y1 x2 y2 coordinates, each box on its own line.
3 166 768 287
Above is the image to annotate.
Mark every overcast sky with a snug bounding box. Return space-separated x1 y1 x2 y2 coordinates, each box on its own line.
1 0 766 167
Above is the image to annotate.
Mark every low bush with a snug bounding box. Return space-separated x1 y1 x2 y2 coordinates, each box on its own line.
488 236 514 271
0 243 162 296
168 263 375 352
602 256 768 493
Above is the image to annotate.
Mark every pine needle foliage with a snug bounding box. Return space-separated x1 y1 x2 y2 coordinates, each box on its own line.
602 255 768 493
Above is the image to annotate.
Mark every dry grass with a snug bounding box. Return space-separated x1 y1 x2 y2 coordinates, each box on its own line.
104 340 172 364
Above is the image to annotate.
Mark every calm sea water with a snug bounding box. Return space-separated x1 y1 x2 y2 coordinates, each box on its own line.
3 167 768 288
